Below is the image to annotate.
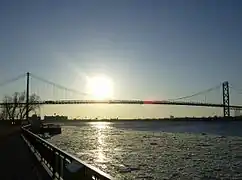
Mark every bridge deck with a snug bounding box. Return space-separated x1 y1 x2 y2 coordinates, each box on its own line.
1 100 242 109
0 125 50 180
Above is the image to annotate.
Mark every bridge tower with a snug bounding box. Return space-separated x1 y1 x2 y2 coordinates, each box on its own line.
26 72 30 122
222 81 230 117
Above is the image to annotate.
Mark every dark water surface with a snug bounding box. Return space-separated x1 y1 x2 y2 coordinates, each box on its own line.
58 120 242 137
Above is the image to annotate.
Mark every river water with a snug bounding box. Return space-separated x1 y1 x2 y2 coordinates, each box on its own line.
48 120 242 179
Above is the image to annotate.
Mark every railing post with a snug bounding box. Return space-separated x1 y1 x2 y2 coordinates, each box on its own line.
59 156 64 179
53 152 57 179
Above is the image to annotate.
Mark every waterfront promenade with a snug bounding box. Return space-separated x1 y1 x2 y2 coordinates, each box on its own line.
0 124 50 180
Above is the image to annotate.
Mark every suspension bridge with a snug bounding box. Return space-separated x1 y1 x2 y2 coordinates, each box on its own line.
1 72 242 118
1 72 242 180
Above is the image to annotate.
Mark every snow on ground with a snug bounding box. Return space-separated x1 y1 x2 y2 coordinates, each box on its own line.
49 125 242 180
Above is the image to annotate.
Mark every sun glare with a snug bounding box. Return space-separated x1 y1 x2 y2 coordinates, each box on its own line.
87 75 113 100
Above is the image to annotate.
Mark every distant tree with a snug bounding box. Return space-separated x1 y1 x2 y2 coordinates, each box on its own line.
1 92 41 124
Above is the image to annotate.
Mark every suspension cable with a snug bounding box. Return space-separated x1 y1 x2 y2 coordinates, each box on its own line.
0 73 26 88
30 73 89 96
167 84 221 101
229 85 242 94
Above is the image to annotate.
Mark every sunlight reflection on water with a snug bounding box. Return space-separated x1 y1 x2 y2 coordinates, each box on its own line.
89 121 112 129
97 128 106 164
88 121 112 168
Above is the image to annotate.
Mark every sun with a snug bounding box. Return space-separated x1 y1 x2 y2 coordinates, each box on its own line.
87 75 113 100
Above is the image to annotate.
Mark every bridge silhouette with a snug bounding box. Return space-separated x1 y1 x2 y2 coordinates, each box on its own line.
1 72 242 118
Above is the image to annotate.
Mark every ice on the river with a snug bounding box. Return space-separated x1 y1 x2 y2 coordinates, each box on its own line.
48 124 242 180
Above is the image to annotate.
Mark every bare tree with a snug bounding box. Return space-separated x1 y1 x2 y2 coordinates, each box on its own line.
0 107 7 120
1 92 41 124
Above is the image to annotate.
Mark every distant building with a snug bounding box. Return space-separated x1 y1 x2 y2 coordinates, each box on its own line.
44 115 68 121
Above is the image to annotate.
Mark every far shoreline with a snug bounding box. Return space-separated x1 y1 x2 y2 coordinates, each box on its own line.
43 116 242 123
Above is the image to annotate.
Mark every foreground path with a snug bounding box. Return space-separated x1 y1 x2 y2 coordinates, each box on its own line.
0 126 50 180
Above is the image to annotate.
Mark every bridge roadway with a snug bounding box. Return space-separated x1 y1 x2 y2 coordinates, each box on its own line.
1 100 242 109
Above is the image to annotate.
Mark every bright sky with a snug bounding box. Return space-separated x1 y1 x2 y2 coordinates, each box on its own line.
1 0 242 118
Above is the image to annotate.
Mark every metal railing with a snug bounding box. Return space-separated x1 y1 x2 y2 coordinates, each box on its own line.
21 125 113 180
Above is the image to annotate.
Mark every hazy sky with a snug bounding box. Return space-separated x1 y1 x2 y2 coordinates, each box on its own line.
1 0 242 118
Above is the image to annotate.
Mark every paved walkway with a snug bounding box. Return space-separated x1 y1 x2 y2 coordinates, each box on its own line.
0 126 50 180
